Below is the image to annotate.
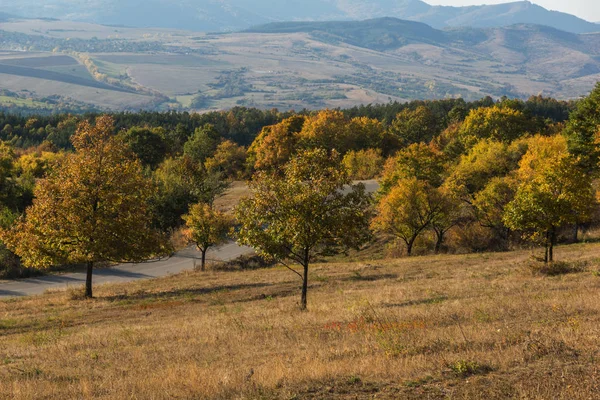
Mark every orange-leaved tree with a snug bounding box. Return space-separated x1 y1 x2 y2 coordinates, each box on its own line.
1 116 169 298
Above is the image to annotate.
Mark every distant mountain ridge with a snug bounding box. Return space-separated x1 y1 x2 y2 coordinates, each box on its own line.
1 0 598 34
248 17 600 53
248 17 600 85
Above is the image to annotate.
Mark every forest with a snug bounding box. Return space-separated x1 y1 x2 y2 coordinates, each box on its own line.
0 86 597 303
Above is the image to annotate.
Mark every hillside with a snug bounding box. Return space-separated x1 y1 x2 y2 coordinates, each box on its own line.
246 18 448 51
2 243 600 398
1 0 598 34
395 0 600 34
1 17 599 112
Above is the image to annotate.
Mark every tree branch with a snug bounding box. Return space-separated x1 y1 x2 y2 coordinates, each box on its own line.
278 258 304 280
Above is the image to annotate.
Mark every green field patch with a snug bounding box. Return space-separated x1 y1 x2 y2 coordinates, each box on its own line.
92 58 128 79
0 96 54 109
175 95 195 108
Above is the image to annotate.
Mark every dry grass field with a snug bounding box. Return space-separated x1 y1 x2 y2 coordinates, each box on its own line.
2 242 600 399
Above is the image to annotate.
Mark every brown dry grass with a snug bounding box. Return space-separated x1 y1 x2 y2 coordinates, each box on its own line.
214 181 249 215
2 243 600 399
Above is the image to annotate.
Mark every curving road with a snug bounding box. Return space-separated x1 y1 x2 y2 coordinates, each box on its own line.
0 180 380 299
0 243 253 298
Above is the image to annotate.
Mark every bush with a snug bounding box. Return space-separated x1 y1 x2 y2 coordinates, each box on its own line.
446 222 501 254
211 254 276 271
0 243 41 279
527 260 587 276
448 360 493 377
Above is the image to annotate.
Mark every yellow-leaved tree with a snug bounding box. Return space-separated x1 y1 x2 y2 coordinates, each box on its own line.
183 203 233 271
1 116 169 298
372 178 445 256
503 135 596 263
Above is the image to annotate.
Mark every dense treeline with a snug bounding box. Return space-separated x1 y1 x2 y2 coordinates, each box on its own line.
0 96 574 149
0 88 594 281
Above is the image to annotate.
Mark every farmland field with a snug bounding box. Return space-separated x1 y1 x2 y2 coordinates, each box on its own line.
96 54 225 67
0 95 54 110
0 55 78 68
1 18 600 112
0 64 131 93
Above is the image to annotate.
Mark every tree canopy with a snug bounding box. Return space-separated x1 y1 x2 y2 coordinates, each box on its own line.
235 148 372 310
1 116 169 297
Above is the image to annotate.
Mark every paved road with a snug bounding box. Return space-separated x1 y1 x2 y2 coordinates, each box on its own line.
0 180 380 299
0 242 253 298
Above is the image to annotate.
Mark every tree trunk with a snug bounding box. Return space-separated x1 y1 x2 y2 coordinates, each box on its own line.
85 261 94 298
201 248 207 271
434 230 444 254
549 230 555 263
300 249 309 311
572 224 579 243
407 236 416 256
300 263 309 311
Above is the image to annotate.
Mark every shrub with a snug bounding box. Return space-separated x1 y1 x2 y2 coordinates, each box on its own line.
448 360 493 377
527 260 587 276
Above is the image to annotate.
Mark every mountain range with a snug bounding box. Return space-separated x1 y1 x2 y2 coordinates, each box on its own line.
1 0 598 34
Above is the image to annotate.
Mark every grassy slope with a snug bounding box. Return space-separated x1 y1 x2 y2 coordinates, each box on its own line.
2 243 600 399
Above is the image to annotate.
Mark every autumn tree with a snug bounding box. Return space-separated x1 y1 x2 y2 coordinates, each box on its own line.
0 141 16 209
472 176 517 245
151 155 228 230
1 116 169 298
342 148 384 180
372 178 444 256
347 116 387 152
235 149 372 310
380 143 445 193
388 106 440 146
445 139 525 203
298 110 353 152
183 203 233 271
204 140 247 179
430 122 465 160
504 136 596 263
247 115 304 173
430 187 463 253
459 105 533 148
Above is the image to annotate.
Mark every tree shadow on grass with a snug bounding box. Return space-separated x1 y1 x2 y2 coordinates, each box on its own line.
344 273 399 282
0 289 26 298
93 269 150 279
103 282 275 302
383 295 449 309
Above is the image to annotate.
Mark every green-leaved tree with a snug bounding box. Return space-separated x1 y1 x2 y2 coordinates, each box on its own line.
235 148 372 310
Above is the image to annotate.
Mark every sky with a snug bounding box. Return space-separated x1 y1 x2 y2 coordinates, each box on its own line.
426 0 600 22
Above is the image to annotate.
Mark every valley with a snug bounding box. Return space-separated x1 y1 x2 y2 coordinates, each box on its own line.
1 17 599 113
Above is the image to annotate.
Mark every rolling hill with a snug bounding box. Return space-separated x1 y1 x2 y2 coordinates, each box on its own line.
1 0 598 34
0 16 599 112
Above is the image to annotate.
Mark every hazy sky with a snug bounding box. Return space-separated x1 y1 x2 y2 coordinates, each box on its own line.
426 0 600 22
